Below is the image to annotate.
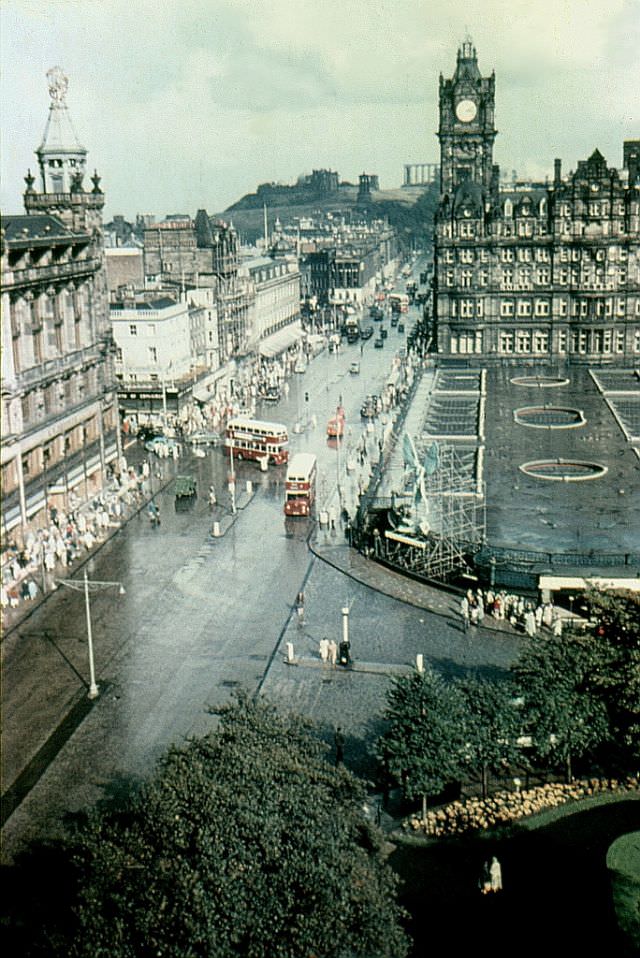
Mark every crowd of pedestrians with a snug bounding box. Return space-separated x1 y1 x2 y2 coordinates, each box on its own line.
460 587 564 637
1 458 153 616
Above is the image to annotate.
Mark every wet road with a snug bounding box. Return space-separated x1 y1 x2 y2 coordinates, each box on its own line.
2 255 514 860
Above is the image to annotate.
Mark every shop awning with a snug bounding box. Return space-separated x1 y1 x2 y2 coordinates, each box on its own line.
258 322 303 358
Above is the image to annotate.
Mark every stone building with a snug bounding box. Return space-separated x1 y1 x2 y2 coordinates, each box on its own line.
241 254 302 358
110 292 198 422
433 40 640 361
143 212 252 364
1 68 118 537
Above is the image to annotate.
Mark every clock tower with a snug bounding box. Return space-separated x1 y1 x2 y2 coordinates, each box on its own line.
438 38 498 204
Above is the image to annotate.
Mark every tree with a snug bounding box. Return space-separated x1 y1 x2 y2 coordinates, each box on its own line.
512 633 611 782
579 590 640 766
377 668 465 825
455 676 525 798
45 696 409 958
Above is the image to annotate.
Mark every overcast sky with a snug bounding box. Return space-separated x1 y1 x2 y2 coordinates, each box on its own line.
2 0 638 220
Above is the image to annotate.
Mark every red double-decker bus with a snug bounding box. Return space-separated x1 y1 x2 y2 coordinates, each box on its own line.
225 417 289 464
284 453 317 516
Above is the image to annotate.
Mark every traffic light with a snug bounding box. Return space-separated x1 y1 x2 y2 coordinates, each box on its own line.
304 392 309 403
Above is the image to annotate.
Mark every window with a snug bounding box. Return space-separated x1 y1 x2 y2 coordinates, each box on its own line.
557 330 567 353
116 347 123 362
33 329 43 364
503 268 514 288
536 268 551 285
535 299 549 316
614 330 624 353
460 299 474 318
147 323 156 335
558 298 568 317
499 331 514 353
130 324 137 336
515 330 531 353
517 299 532 317
148 346 158 363
461 269 473 288
633 329 640 353
533 330 549 353
460 249 474 264
500 299 514 317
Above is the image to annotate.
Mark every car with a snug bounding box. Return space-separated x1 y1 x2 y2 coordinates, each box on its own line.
374 337 384 349
137 424 163 443
145 435 180 455
262 386 281 403
398 322 405 333
390 315 399 327
380 327 388 339
294 359 307 373
360 325 374 340
360 396 378 418
349 361 360 375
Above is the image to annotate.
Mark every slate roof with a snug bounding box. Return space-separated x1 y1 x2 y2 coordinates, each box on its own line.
2 213 80 246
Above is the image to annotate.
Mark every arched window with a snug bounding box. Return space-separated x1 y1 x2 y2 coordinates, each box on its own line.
504 199 513 218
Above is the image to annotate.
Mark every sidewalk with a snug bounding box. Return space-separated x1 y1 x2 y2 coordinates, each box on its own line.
310 527 524 638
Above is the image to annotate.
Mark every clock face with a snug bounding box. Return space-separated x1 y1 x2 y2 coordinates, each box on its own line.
456 98 477 123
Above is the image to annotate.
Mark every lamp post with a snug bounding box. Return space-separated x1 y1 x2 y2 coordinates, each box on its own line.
228 439 236 514
56 570 125 699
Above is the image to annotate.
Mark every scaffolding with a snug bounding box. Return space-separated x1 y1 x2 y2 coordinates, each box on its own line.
380 443 485 582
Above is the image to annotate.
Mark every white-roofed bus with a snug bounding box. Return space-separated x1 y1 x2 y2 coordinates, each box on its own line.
225 417 289 465
284 453 317 517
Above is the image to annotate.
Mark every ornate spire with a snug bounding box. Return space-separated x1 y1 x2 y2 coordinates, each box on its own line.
36 67 87 193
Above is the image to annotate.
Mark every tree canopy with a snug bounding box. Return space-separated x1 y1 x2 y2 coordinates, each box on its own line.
43 696 409 958
513 632 611 781
377 669 466 820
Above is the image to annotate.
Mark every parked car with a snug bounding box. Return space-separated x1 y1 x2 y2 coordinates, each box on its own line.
294 358 307 373
360 395 378 418
360 325 374 340
262 386 281 403
380 327 388 339
349 361 360 375
137 425 162 443
145 436 180 455
398 322 405 333
374 337 384 349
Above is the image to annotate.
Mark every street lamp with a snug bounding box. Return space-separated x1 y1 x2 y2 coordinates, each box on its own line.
56 569 125 699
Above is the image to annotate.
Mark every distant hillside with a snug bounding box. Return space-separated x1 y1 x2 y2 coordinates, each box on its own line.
218 184 438 246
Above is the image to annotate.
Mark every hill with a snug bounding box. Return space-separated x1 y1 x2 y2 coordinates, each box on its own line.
217 184 438 247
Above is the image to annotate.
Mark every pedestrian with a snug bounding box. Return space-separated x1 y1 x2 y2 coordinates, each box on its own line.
328 639 338 667
470 602 479 627
479 860 492 895
460 595 469 632
490 856 503 893
319 637 329 664
334 726 345 766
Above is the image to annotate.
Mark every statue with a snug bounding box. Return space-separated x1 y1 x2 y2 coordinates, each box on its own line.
398 433 439 536
47 66 68 105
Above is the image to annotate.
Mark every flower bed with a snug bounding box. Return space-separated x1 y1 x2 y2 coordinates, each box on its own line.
403 777 639 838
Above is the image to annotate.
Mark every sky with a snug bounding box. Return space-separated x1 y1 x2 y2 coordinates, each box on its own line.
1 0 638 221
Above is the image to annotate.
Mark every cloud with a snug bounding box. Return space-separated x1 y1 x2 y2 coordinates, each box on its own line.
1 0 637 217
